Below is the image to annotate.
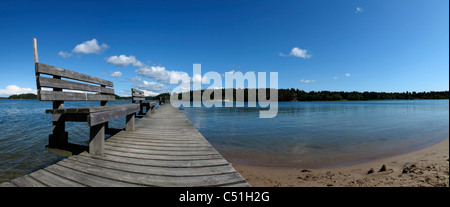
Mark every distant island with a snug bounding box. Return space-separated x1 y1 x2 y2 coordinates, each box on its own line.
4 93 38 99
3 90 448 101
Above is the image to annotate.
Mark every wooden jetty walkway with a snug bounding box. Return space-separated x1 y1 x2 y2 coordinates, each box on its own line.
1 104 250 187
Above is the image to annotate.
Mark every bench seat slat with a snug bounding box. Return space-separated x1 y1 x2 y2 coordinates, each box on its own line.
88 105 140 126
46 104 140 114
138 102 157 107
38 76 114 94
36 63 113 87
39 90 115 101
132 92 144 97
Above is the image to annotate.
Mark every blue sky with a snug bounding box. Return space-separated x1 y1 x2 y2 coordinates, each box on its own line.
0 0 448 97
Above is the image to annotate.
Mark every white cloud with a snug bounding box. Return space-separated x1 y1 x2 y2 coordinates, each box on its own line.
133 80 168 93
333 76 339 80
356 7 363 13
345 73 351 77
135 65 191 84
300 79 316 84
105 55 144 67
280 47 311 59
106 54 191 86
140 89 160 97
58 51 72 58
290 47 311 59
72 39 109 54
110 71 122 78
0 85 36 96
129 76 142 82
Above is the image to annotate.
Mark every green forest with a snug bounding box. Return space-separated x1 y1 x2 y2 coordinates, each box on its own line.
6 93 38 99
162 89 449 102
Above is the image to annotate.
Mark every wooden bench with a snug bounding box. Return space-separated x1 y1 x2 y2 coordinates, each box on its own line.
33 38 140 155
131 88 156 116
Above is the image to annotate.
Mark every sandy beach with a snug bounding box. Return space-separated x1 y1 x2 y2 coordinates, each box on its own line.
232 137 449 187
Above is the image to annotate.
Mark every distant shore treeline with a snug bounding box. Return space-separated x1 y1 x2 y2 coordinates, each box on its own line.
2 90 449 101
162 89 449 102
3 93 38 99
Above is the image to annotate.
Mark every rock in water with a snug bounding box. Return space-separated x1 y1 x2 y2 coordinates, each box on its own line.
379 164 388 172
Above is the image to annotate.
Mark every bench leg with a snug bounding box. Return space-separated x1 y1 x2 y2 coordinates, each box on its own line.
49 121 68 148
126 113 135 131
139 104 144 115
89 123 105 155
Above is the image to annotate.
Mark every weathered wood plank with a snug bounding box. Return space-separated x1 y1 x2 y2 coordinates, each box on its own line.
104 150 224 161
89 123 105 155
131 88 144 94
88 105 139 126
106 138 211 147
0 182 16 187
105 141 215 151
28 169 85 187
52 113 88 122
46 103 139 114
125 113 135 131
138 102 157 107
45 163 141 187
80 152 230 168
38 76 114 94
11 175 46 187
69 155 237 177
132 92 144 97
33 38 38 64
104 144 219 156
220 182 251 187
110 135 206 142
109 134 208 142
39 90 115 101
57 158 247 187
36 63 113 87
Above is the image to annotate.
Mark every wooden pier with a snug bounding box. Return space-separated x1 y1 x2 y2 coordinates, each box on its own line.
1 104 250 187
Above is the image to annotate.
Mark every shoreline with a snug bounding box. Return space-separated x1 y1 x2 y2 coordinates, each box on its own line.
231 137 449 187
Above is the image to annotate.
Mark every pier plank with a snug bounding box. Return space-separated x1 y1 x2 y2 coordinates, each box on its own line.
28 169 85 187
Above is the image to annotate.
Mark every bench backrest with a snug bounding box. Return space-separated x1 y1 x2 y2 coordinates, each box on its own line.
131 88 145 103
33 38 115 108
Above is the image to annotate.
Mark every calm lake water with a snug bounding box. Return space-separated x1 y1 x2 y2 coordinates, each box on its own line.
181 100 449 168
0 99 448 182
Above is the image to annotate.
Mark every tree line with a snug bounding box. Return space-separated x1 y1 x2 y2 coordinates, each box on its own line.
161 89 449 102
